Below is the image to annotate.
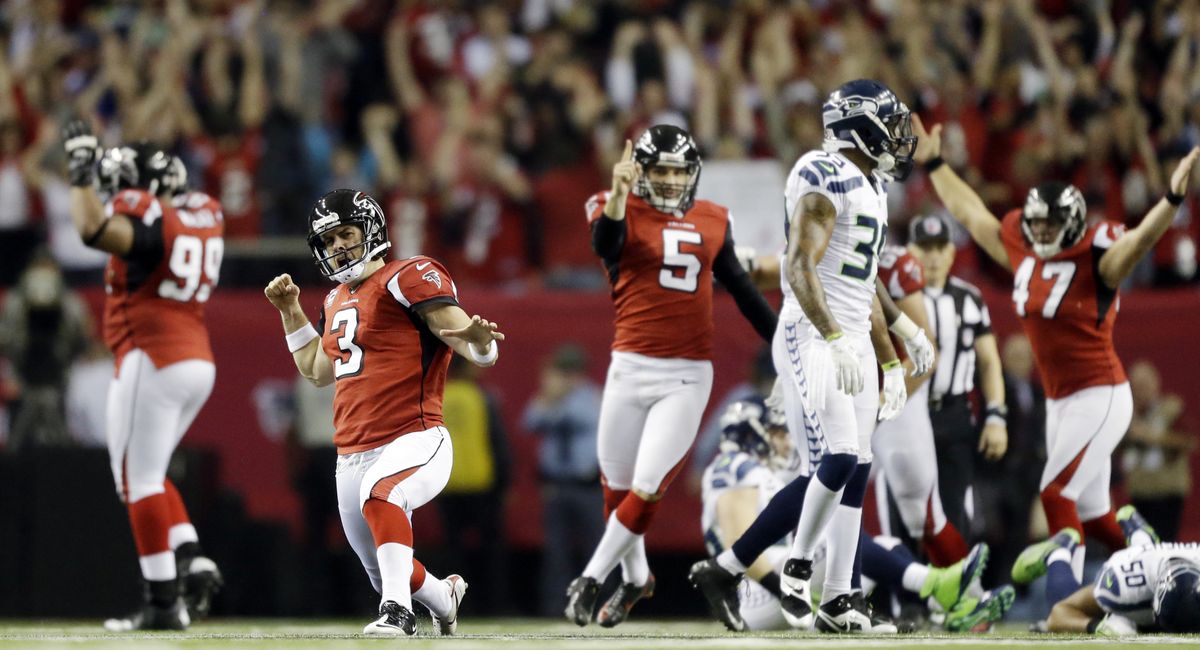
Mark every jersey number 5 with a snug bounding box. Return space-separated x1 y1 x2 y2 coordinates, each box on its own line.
158 235 223 303
660 229 703 292
1013 258 1075 318
330 308 364 379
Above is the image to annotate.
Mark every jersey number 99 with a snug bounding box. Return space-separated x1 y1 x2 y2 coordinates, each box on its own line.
158 235 223 303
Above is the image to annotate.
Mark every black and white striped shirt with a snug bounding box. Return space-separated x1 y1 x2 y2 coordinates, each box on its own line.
924 276 992 401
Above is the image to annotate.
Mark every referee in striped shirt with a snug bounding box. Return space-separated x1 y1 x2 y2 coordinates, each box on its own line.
908 214 1008 537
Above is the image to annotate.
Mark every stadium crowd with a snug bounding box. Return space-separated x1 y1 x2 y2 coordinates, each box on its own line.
0 0 1198 288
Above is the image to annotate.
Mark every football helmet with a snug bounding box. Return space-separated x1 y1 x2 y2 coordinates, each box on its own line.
161 156 189 197
821 79 917 181
95 143 172 198
632 124 702 214
1022 182 1086 259
1153 557 1200 633
718 397 787 461
308 189 391 284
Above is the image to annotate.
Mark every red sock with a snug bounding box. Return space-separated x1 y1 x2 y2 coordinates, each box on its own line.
163 480 192 527
1040 446 1088 540
362 498 414 546
1083 511 1126 550
128 492 172 557
615 492 662 535
410 558 428 592
924 520 969 566
602 482 629 520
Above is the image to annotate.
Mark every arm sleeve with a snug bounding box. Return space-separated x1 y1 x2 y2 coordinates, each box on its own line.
123 217 165 264
713 224 777 342
590 214 626 263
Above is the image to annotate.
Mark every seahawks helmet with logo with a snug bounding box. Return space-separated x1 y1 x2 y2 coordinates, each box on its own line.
308 189 392 284
1022 181 1087 259
632 124 702 214
822 79 917 181
95 143 172 199
1153 557 1200 633
718 397 788 465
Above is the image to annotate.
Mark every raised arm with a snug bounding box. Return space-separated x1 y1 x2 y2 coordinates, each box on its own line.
912 115 1010 270
264 274 334 387
63 119 137 256
1097 147 1199 289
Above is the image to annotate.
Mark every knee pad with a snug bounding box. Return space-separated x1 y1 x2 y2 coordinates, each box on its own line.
815 453 858 491
839 463 871 508
615 493 661 535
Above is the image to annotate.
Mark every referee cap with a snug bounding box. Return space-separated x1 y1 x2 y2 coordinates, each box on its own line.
909 214 952 246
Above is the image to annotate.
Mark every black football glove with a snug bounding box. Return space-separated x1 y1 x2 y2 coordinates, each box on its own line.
63 119 100 187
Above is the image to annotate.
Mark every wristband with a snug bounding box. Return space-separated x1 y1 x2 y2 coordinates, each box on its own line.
468 339 499 365
881 359 902 372
924 156 945 173
888 313 920 340
825 332 844 342
286 322 320 353
1166 191 1185 207
986 414 1007 427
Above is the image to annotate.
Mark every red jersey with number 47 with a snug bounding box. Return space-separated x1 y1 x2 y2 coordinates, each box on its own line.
999 209 1126 399
319 257 459 454
104 189 224 370
585 193 731 361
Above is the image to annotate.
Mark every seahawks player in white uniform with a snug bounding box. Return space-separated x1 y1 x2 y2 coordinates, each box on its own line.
691 79 936 634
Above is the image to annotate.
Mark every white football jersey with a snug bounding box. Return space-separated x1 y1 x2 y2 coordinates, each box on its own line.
1093 543 1200 627
700 450 779 555
780 151 890 335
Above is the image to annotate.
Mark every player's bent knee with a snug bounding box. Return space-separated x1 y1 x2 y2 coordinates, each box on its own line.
815 453 858 490
126 481 167 504
615 492 662 534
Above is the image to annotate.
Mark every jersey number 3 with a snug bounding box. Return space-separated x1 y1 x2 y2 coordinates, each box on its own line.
660 229 703 292
330 308 364 379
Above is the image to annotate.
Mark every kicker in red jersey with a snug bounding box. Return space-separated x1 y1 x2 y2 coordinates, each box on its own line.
999 209 1125 398
319 256 459 454
585 192 731 361
103 188 224 370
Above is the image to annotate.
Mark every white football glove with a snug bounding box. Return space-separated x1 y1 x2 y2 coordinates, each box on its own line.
878 361 907 421
734 245 758 274
903 328 935 377
1094 613 1137 637
828 334 863 396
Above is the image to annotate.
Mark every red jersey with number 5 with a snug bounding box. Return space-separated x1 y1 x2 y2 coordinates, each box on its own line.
319 257 459 454
999 209 1126 398
585 193 730 360
104 189 224 370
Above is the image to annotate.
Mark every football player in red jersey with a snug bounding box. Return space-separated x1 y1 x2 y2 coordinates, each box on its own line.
565 126 778 627
264 189 502 637
912 114 1199 585
63 121 224 630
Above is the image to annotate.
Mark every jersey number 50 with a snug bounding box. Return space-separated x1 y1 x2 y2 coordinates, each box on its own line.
158 235 224 303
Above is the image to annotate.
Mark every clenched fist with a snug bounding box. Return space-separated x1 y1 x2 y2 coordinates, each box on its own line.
264 273 301 311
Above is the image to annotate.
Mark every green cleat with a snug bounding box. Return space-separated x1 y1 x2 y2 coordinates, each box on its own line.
1116 505 1160 545
1011 528 1080 585
944 586 1016 633
921 543 989 612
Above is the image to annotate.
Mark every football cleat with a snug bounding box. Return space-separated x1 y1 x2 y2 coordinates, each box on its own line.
597 573 655 627
363 600 417 636
688 559 745 632
850 592 898 634
1116 505 1160 545
1094 612 1138 636
178 556 223 621
780 558 814 629
564 576 600 627
431 574 467 636
815 593 872 634
944 585 1016 632
923 542 989 612
1012 528 1080 585
103 599 189 632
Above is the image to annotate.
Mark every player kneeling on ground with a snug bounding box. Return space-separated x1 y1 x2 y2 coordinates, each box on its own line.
265 189 501 636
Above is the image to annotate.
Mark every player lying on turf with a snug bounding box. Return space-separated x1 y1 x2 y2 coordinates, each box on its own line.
700 396 1015 632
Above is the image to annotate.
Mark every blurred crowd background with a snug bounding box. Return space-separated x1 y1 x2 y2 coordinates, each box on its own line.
0 0 1198 622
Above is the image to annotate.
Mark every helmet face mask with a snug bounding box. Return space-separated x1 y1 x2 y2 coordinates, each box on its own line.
1153 557 1200 633
822 79 917 181
308 189 391 284
1022 183 1086 259
633 125 702 214
719 399 794 470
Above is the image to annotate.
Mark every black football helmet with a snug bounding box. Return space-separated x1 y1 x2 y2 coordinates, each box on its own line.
161 156 189 197
822 79 916 180
95 143 172 198
308 189 391 284
1022 182 1087 259
1153 557 1200 633
632 124 702 213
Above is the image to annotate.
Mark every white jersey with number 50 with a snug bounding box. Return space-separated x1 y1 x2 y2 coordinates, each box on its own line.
780 151 889 335
1094 543 1200 627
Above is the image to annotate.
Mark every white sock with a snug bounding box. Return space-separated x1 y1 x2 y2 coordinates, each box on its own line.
620 535 650 585
790 479 844 560
716 549 748 575
139 550 177 581
1069 545 1085 583
168 523 198 549
413 571 451 619
377 543 414 610
821 505 861 604
901 563 929 595
1047 546 1072 568
582 514 639 581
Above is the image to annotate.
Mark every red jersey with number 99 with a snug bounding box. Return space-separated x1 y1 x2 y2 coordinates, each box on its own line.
319 257 459 454
585 193 731 360
999 209 1126 399
104 189 224 370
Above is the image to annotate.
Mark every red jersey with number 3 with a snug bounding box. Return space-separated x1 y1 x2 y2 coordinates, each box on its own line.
585 193 731 360
104 189 224 370
999 209 1126 398
319 257 459 454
